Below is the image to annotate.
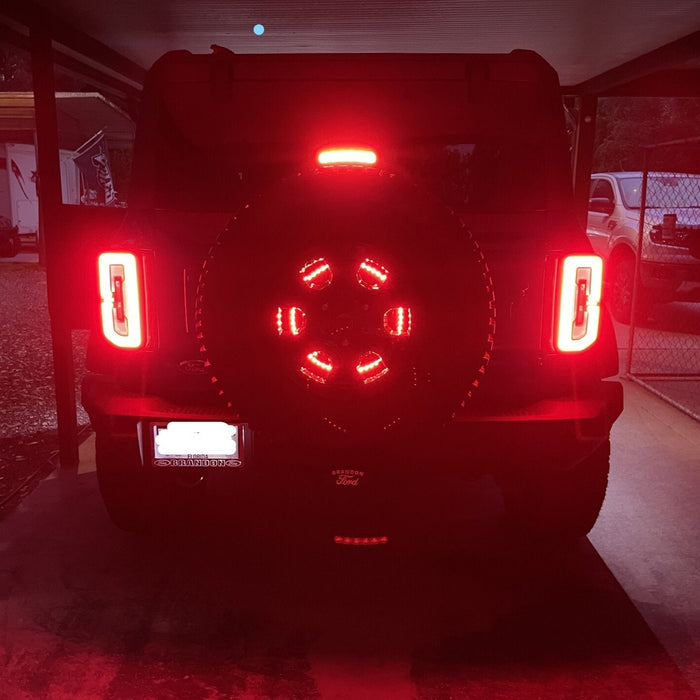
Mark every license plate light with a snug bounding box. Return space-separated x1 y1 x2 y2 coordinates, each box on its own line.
151 421 245 467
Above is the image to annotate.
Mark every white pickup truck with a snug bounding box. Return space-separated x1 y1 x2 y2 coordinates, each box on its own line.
587 172 700 323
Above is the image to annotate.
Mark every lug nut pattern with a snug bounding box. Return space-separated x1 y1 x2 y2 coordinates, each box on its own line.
276 258 412 385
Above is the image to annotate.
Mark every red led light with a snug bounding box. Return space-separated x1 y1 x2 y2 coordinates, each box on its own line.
279 255 414 388
317 148 377 166
98 252 143 349
300 349 334 384
276 306 306 336
556 255 603 352
334 536 389 546
383 307 412 337
300 258 333 290
357 259 389 290
356 351 389 384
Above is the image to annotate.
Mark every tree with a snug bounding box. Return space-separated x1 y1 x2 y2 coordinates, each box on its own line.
593 97 700 173
0 43 32 91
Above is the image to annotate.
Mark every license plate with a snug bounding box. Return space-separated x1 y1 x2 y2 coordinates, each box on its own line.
151 421 244 467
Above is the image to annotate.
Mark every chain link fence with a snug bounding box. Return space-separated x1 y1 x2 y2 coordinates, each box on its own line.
627 138 700 420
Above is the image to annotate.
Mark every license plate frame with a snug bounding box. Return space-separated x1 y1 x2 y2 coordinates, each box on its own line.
150 421 245 468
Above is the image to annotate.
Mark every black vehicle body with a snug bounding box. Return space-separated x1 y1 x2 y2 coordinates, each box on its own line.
82 49 622 539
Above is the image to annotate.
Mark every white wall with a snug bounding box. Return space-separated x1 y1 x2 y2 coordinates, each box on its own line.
6 143 38 234
0 143 81 234
0 145 12 221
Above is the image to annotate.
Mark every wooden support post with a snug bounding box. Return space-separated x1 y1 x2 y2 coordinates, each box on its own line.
30 25 79 469
571 94 598 229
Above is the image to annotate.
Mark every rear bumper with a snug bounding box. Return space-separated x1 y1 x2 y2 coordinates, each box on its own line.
82 373 623 478
447 381 622 475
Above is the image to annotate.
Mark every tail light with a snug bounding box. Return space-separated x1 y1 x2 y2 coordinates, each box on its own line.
98 252 144 349
556 255 603 352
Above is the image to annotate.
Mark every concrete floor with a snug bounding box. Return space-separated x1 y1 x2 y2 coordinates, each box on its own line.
0 251 39 264
590 379 700 693
0 378 698 699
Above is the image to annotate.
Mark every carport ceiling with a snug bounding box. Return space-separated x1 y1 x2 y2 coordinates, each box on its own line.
5 0 700 93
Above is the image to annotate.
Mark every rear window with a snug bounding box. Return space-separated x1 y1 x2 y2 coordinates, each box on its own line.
399 140 545 213
147 137 546 214
134 64 561 213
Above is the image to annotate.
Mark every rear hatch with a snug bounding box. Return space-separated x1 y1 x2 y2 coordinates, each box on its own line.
88 50 617 425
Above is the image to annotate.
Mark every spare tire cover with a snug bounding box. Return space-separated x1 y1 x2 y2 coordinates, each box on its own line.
196 167 495 439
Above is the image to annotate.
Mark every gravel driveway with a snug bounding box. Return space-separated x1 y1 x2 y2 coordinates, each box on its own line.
0 262 89 514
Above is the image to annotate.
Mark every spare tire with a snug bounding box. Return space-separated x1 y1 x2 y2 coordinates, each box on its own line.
196 166 495 443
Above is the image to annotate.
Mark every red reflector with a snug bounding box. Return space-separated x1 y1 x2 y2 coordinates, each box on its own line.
98 252 143 349
300 349 334 384
357 259 389 290
300 258 333 290
556 255 603 352
317 148 377 166
356 350 389 384
383 307 412 336
113 275 125 323
276 306 306 336
334 536 389 546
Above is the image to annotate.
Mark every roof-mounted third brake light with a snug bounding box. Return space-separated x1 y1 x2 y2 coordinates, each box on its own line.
317 148 378 167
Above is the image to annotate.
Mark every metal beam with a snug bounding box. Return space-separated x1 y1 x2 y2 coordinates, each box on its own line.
30 24 79 469
2 0 146 86
0 22 142 106
566 30 700 96
53 50 142 107
570 95 597 229
582 69 700 98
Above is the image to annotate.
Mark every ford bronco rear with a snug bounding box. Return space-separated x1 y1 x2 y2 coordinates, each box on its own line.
82 48 622 540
